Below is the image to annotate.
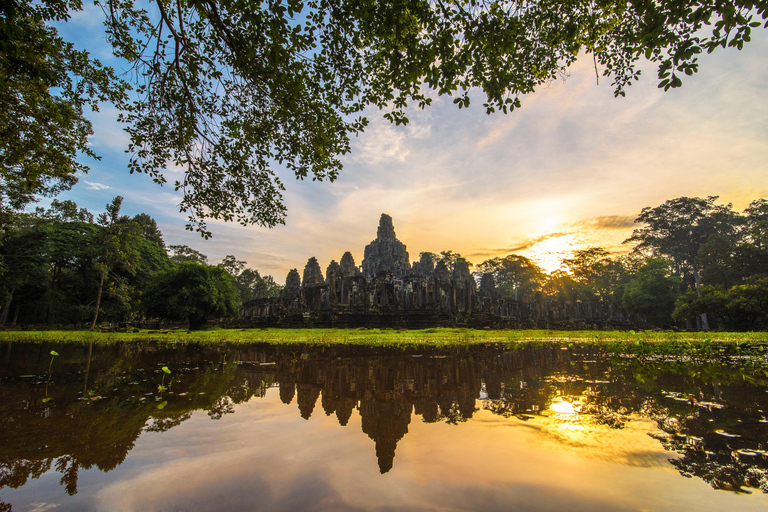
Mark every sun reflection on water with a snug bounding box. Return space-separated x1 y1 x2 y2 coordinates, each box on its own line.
544 396 588 433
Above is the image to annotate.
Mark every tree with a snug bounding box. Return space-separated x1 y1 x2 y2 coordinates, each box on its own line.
542 270 591 303
35 199 94 223
723 276 768 330
0 0 127 216
4 1 767 234
132 213 166 250
0 205 172 326
625 196 742 329
622 258 681 328
672 285 729 329
696 234 741 290
219 255 246 277
144 262 239 330
413 252 439 277
0 219 102 325
168 245 208 265
738 199 768 278
562 247 628 306
216 256 281 303
476 254 543 301
437 251 471 273
104 216 173 322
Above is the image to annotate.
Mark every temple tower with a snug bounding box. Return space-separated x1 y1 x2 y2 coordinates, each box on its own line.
361 214 410 279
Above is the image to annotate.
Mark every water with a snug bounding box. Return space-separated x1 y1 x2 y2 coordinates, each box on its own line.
1 341 767 511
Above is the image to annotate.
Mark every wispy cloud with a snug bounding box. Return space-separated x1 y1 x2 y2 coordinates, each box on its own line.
84 181 112 190
352 119 410 165
470 232 571 258
576 215 637 230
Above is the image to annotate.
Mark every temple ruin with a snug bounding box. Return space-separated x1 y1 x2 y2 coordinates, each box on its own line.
241 213 626 328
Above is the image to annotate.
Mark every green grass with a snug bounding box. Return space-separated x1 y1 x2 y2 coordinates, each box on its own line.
0 327 766 348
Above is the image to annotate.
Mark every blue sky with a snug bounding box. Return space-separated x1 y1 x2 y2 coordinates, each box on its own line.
49 5 768 281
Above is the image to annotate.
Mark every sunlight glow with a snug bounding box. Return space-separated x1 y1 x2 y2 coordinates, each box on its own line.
523 234 581 274
548 399 577 415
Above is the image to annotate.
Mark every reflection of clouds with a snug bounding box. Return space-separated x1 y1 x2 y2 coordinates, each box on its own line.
92 398 676 512
27 504 59 512
530 411 672 469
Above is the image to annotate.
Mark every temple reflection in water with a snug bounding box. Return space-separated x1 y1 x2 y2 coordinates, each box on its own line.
1 340 767 508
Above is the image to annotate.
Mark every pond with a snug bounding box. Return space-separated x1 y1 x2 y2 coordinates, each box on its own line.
1 341 767 511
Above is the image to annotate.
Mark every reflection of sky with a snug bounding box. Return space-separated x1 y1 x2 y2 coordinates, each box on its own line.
45 11 768 279
6 389 768 511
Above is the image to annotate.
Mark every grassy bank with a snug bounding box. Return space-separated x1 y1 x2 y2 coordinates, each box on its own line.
0 327 766 347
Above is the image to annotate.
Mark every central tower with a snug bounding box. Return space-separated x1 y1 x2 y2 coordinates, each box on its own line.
361 214 410 279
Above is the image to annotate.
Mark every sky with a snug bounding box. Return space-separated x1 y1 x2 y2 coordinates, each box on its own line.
49 6 768 282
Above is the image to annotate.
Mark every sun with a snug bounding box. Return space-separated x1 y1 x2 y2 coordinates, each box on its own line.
523 234 580 274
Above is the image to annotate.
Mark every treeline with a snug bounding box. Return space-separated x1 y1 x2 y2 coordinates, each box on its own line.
1 195 766 331
472 196 768 330
0 197 281 329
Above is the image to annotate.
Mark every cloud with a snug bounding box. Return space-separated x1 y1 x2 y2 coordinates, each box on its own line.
89 106 131 151
84 180 112 190
472 232 571 257
576 215 637 230
352 119 410 165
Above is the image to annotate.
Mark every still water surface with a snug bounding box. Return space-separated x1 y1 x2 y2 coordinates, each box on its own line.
1 341 767 511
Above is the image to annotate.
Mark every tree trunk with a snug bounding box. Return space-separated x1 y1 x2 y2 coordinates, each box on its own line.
90 266 105 330
0 292 12 326
692 265 710 330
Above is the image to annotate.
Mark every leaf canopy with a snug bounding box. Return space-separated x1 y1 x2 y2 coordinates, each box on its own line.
3 0 767 233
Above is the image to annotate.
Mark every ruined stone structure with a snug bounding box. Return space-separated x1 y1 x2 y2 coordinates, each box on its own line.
339 252 358 277
281 269 301 300
361 214 410 279
302 257 324 286
242 214 628 329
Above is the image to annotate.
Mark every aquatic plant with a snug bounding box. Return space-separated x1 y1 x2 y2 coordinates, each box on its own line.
159 366 171 391
47 350 58 379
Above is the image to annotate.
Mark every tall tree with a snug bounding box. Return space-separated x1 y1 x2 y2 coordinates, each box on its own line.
625 196 741 328
0 219 102 325
168 245 208 265
132 213 166 250
738 199 768 278
90 196 141 329
144 262 240 330
3 1 766 233
35 199 94 223
476 254 543 301
562 247 627 305
622 258 681 328
219 255 246 277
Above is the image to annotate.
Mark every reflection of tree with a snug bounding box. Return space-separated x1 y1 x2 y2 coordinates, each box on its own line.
0 459 51 490
0 343 274 497
55 456 79 496
638 366 768 494
1 341 767 501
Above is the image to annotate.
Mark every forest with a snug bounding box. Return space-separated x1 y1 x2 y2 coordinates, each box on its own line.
0 195 766 331
0 197 280 329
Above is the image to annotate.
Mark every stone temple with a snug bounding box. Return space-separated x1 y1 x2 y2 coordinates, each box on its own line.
241 213 627 329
